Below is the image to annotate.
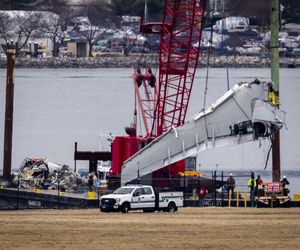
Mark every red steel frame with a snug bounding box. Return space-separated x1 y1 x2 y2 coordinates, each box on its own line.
139 0 206 137
133 70 159 137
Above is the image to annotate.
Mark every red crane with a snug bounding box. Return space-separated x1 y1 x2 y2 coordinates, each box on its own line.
137 0 206 137
109 0 206 185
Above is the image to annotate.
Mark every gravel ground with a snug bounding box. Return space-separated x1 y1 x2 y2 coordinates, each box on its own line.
0 207 299 250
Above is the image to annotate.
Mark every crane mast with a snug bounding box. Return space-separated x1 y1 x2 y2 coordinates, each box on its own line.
155 0 206 136
137 0 206 137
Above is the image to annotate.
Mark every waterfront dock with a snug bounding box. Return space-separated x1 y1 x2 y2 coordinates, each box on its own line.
0 187 99 209
1 187 299 210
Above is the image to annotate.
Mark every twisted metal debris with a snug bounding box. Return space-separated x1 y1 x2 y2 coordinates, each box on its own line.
12 158 87 190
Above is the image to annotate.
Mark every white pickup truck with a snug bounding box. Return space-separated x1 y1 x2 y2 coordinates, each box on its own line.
100 185 183 213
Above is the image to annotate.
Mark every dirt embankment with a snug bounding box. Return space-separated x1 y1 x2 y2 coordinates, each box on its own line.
0 207 300 250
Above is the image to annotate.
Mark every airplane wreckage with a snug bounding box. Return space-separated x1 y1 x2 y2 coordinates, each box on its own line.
121 80 286 185
12 158 86 190
11 80 285 190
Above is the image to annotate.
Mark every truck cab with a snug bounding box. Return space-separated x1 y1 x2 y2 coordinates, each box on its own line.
100 185 183 213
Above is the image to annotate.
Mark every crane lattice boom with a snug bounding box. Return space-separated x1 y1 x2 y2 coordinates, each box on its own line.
137 0 206 137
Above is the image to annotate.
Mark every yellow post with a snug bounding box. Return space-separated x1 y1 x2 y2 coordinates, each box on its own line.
244 192 247 208
236 190 239 207
228 190 232 207
294 194 300 201
88 191 96 199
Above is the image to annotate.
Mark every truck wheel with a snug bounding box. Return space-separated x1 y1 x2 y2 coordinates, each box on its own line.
167 202 176 213
121 203 130 213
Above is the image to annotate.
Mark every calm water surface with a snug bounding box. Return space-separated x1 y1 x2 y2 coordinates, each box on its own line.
0 67 300 193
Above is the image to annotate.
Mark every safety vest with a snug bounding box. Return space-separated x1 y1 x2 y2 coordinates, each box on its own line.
268 91 280 105
247 178 256 187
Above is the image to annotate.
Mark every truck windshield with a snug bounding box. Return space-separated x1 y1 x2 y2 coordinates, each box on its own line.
113 187 134 194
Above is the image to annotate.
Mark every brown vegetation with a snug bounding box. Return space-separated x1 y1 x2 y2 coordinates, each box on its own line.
0 207 300 249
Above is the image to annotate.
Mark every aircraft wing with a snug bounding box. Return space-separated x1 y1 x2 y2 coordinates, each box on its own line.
121 80 285 185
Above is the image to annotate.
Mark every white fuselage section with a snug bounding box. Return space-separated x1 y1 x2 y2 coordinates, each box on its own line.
121 81 285 185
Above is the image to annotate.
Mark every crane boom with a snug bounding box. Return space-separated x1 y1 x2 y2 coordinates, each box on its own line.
155 0 206 136
137 0 206 137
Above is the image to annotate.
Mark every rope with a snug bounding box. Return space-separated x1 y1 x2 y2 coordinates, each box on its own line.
138 99 143 136
135 36 147 68
264 138 273 170
226 59 230 90
220 13 230 90
203 13 214 138
232 96 251 120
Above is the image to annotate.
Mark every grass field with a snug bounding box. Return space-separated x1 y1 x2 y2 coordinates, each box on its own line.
0 207 300 250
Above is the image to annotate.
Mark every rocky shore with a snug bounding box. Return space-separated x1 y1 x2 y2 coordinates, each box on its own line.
0 54 299 68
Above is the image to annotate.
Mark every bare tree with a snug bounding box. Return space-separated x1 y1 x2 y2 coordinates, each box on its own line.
85 0 116 26
79 24 106 57
0 0 68 11
42 0 70 12
77 0 118 57
0 12 13 44
0 11 44 56
13 12 44 56
41 8 74 57
281 0 300 24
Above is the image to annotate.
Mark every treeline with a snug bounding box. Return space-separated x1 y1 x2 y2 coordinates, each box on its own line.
0 0 163 21
0 0 300 25
0 0 299 59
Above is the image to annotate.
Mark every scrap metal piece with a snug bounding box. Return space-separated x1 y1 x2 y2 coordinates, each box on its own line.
12 158 83 190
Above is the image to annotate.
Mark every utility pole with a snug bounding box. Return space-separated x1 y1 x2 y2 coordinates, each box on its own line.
270 0 280 182
3 47 16 179
144 0 148 22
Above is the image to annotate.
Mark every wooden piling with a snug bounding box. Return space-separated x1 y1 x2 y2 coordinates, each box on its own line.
3 48 16 180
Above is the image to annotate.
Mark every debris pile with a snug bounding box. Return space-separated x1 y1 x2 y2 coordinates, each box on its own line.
12 158 86 190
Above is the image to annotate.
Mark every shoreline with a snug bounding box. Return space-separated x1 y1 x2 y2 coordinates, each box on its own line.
0 54 299 68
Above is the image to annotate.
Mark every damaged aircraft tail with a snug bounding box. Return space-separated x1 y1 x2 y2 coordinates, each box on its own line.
121 80 286 185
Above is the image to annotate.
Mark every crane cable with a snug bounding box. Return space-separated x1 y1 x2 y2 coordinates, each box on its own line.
202 12 250 141
264 142 272 170
223 16 230 90
133 4 161 136
264 137 273 170
203 13 215 139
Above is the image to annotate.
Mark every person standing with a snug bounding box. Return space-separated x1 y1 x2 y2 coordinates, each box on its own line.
88 174 94 192
281 175 290 188
226 173 235 199
281 176 290 196
248 172 256 207
198 187 206 207
255 175 264 197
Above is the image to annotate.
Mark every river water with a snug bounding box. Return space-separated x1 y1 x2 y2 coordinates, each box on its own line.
0 67 300 194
